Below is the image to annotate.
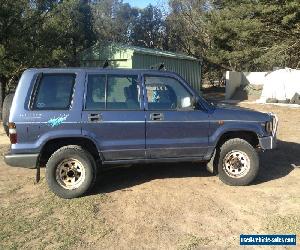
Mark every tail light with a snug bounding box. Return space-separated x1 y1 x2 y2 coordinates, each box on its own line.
8 122 17 144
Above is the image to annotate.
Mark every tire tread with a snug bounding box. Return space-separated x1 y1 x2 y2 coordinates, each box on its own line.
217 138 259 186
46 145 97 199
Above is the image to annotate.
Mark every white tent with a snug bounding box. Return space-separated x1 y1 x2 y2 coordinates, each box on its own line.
258 68 300 103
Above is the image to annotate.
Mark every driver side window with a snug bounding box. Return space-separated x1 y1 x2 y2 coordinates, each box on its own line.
145 76 192 110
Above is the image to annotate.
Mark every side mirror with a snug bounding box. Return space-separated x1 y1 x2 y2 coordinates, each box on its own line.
181 96 198 109
181 97 192 108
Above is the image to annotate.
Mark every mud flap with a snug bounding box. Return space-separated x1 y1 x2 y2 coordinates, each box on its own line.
206 149 218 175
35 155 41 183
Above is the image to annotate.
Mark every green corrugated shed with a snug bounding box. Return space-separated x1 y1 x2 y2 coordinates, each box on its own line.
80 43 203 93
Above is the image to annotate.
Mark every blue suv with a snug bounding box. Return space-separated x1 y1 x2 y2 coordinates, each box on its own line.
4 68 278 198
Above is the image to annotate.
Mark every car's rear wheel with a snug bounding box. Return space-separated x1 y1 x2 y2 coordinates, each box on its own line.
217 138 259 186
46 145 97 199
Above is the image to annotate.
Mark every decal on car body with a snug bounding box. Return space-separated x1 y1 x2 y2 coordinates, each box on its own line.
47 115 69 127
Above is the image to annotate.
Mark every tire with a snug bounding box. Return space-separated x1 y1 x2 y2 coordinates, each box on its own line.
46 145 97 199
217 138 259 186
2 93 14 136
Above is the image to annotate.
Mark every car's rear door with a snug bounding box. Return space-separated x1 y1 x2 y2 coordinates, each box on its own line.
144 74 209 159
81 72 146 161
24 72 82 148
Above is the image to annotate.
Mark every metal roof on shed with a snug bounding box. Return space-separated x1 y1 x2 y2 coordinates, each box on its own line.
80 43 201 62
117 44 201 61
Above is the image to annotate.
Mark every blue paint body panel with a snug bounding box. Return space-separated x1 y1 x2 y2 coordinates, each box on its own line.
6 68 275 168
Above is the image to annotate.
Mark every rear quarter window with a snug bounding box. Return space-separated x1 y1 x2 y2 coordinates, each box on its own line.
32 74 75 110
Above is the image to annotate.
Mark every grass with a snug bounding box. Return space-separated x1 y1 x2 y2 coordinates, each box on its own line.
265 215 300 235
0 178 112 250
177 233 212 250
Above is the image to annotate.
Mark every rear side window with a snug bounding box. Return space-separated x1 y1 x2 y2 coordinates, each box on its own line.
85 75 106 110
85 74 140 110
107 75 139 110
32 74 75 110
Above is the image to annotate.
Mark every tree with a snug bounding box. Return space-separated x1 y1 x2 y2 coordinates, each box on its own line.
0 0 96 92
1 0 299 95
255 0 300 69
166 0 300 74
91 0 138 44
0 0 53 87
129 5 165 49
208 0 300 71
166 0 209 56
44 0 96 66
166 0 224 82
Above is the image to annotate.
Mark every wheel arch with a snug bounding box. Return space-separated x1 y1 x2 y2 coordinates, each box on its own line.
206 130 259 175
38 137 101 167
216 130 259 149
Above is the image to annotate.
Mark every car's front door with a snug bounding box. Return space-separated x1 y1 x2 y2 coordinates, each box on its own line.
81 73 146 161
144 74 209 159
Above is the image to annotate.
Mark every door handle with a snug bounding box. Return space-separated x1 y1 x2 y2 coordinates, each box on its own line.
150 113 164 121
88 113 102 122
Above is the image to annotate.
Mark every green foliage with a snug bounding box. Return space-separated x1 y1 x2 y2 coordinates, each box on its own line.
0 0 167 92
0 0 96 89
44 0 96 66
91 0 138 44
1 0 300 91
166 0 209 57
129 4 165 48
167 0 300 73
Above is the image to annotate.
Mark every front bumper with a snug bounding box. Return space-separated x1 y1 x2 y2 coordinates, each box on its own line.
4 152 38 168
259 135 277 149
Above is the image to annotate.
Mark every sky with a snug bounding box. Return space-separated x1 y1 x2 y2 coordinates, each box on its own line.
123 0 164 8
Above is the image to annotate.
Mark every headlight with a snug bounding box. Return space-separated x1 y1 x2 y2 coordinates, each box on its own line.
265 120 273 134
265 114 278 135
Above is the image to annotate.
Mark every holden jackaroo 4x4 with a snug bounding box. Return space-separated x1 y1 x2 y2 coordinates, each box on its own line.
4 68 278 199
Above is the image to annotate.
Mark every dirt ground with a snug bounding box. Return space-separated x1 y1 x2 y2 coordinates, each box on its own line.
0 103 299 249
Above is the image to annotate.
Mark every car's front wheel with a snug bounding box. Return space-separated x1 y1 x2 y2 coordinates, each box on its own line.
217 138 259 186
46 145 97 199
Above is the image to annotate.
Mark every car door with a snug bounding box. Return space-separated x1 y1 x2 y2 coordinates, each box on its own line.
24 72 83 147
81 72 146 161
144 74 209 159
